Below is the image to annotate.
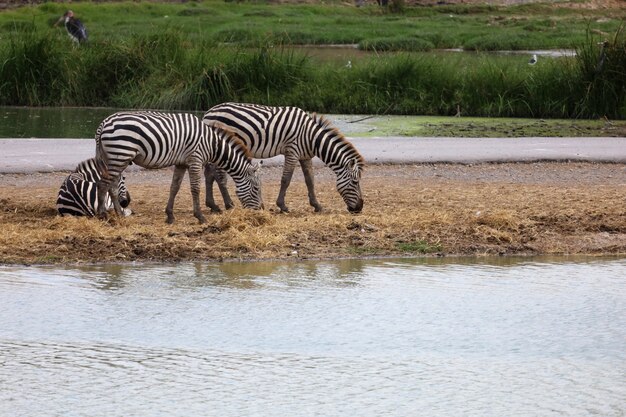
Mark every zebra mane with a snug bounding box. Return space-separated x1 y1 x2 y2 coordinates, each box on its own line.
311 113 365 170
217 127 253 162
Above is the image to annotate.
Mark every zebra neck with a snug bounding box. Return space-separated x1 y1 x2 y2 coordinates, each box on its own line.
313 131 347 173
210 138 245 177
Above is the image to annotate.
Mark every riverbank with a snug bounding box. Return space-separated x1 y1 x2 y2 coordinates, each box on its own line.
2 1 624 118
1 162 624 265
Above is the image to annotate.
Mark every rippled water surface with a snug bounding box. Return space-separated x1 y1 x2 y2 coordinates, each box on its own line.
1 257 625 417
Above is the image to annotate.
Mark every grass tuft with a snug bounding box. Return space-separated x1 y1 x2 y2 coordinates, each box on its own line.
0 17 624 118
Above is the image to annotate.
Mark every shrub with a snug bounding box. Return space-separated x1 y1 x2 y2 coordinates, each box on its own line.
0 31 67 106
359 37 434 52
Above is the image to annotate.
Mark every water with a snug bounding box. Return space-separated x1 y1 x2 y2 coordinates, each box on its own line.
0 106 365 139
0 106 118 139
1 257 625 417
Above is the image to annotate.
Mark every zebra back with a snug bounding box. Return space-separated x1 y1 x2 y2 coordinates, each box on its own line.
57 173 103 217
57 158 131 217
203 102 364 171
95 111 206 178
74 157 102 183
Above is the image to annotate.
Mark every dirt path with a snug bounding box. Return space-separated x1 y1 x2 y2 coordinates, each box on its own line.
1 162 624 265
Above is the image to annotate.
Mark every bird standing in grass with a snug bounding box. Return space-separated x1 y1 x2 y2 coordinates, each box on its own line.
528 54 538 65
55 10 88 44
595 40 609 74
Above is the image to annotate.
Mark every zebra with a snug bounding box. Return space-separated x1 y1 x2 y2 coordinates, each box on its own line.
94 111 263 224
203 102 364 213
57 158 132 217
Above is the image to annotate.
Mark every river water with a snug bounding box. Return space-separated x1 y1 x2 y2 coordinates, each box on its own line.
0 106 366 139
1 257 625 416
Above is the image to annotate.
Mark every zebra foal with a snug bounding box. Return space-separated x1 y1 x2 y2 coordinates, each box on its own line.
95 111 263 224
56 158 131 217
203 103 364 213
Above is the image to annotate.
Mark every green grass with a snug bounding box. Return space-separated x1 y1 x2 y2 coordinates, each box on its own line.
0 1 624 118
0 0 623 50
345 116 626 137
396 240 443 254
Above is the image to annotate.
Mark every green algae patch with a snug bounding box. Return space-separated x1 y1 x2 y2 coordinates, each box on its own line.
336 115 626 138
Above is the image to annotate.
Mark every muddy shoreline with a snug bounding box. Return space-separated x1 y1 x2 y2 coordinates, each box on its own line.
1 161 624 265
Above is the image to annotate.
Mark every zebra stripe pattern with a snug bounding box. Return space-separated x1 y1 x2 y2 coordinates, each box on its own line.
56 158 131 217
203 102 364 213
95 111 262 224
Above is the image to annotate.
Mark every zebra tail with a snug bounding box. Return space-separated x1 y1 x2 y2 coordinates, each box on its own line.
94 127 110 179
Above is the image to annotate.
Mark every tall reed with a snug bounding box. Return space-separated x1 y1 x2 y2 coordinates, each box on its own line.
572 26 626 118
0 31 67 106
1 26 624 119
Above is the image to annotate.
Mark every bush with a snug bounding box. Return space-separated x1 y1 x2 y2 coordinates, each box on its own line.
464 33 533 51
573 26 626 118
0 32 67 106
0 26 624 119
359 37 434 52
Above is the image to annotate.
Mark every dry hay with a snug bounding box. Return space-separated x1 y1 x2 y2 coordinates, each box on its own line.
0 162 625 265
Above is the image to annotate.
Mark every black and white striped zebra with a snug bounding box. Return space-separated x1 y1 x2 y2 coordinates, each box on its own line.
95 111 263 224
203 103 364 213
56 158 131 217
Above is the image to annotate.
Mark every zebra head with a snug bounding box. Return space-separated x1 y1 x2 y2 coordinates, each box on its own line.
118 175 131 209
234 162 264 210
336 157 364 214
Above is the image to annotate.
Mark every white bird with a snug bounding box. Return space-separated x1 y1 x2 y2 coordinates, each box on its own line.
345 60 352 69
528 54 538 65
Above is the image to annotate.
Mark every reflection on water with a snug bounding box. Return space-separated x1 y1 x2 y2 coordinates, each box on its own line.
1 257 625 417
0 107 206 139
0 106 117 139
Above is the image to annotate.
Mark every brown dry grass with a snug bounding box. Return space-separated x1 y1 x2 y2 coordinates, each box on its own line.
0 162 625 265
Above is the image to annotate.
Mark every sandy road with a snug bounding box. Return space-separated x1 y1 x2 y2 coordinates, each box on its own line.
1 136 625 174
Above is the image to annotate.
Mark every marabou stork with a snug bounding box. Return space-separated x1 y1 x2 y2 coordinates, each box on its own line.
55 10 88 44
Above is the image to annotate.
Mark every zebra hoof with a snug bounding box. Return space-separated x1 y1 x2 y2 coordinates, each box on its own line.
166 216 175 224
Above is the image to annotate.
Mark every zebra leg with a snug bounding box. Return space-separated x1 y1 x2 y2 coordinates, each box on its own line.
204 164 222 213
96 176 116 219
215 168 235 210
96 179 109 219
188 161 206 224
109 176 126 216
165 165 187 224
299 158 322 212
276 153 298 213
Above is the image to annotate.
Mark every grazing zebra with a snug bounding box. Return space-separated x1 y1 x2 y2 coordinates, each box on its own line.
57 158 131 217
203 102 364 213
95 111 262 224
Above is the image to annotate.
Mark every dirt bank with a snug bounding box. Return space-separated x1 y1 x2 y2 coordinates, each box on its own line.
0 162 624 265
